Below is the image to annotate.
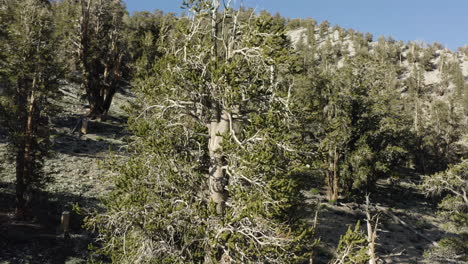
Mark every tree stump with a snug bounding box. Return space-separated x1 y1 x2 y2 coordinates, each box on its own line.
61 211 70 239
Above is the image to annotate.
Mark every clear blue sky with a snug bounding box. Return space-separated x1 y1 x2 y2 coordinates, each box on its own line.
123 0 468 50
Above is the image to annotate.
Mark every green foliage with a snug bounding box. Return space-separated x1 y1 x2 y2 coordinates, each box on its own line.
448 61 465 97
418 98 466 172
421 160 468 262
1 1 466 261
406 43 422 64
364 32 373 43
319 20 330 38
87 2 314 262
332 221 369 264
464 82 468 114
55 0 127 117
0 0 62 212
287 17 316 30
420 46 436 71
374 36 404 65
317 56 410 195
458 45 468 57
422 159 468 211
123 10 175 80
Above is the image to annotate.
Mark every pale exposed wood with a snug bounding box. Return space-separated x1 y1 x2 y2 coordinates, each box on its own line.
61 211 70 239
365 196 379 264
208 108 229 215
81 117 88 134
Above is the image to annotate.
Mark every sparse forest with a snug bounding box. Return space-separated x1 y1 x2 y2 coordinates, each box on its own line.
0 0 467 263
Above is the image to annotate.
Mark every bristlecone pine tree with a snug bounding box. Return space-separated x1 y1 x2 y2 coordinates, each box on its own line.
331 221 370 264
87 1 314 263
0 0 60 217
314 56 409 200
421 159 468 262
57 0 125 119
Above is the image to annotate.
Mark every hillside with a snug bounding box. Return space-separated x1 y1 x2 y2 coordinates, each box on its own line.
287 26 468 88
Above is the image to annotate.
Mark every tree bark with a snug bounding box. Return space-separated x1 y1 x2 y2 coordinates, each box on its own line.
15 77 36 217
208 106 229 215
15 147 26 217
332 147 339 201
365 196 378 264
325 147 339 201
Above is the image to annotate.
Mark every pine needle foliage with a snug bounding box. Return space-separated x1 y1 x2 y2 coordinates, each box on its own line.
332 221 369 264
87 1 315 263
0 0 61 215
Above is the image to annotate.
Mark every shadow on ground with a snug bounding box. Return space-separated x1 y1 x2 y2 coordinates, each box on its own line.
51 114 129 158
0 182 104 264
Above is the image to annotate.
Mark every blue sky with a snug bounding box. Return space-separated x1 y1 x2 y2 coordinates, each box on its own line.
123 0 468 50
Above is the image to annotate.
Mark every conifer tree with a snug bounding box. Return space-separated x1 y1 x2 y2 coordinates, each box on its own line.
332 221 370 264
0 0 61 217
464 82 468 114
404 64 428 172
316 56 409 199
448 61 465 97
319 20 330 38
124 10 175 80
57 0 126 119
87 1 314 263
421 159 468 262
420 45 436 71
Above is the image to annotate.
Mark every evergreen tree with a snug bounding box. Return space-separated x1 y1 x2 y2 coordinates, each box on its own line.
404 64 429 172
57 0 126 119
448 60 465 97
0 0 61 217
420 45 436 71
316 56 409 199
438 53 451 95
364 32 373 43
332 222 370 264
87 1 314 263
458 45 468 57
319 20 330 38
464 82 468 114
406 43 421 64
420 97 466 173
124 10 175 80
421 159 468 262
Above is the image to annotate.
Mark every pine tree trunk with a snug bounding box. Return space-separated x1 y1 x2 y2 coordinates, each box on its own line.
15 79 36 217
366 196 378 264
325 147 339 201
208 106 229 215
332 147 339 201
325 169 333 201
15 147 26 217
